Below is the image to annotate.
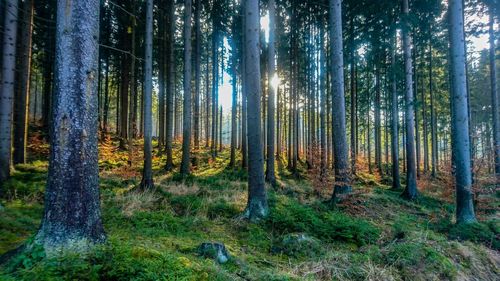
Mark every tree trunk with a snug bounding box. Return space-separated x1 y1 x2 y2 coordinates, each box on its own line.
180 0 192 175
194 0 201 150
243 0 268 221
488 7 499 187
0 0 18 182
36 0 106 253
401 0 418 200
141 0 154 189
330 0 351 201
391 36 401 190
230 41 237 167
128 11 137 166
13 0 34 165
320 25 328 180
430 41 438 177
265 0 276 185
165 0 175 171
448 0 476 223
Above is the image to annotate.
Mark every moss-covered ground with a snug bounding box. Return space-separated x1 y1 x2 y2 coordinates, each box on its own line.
0 138 498 280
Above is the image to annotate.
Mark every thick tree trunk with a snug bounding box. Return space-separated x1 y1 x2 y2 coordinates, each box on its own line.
0 0 18 183
243 0 268 221
180 0 192 175
489 8 499 187
265 0 276 185
36 0 105 253
141 0 154 189
401 0 418 200
330 0 352 201
13 0 34 165
449 0 476 223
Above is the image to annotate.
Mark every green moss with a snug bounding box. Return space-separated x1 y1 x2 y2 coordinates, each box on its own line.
265 196 380 246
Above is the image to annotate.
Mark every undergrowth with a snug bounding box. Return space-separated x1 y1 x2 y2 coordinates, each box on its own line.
0 141 498 280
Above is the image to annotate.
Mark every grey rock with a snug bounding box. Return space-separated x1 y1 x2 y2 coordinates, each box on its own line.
197 242 230 264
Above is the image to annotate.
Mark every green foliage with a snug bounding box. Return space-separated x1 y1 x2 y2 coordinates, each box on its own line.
433 218 500 250
265 196 380 246
207 200 240 219
169 194 204 216
448 222 499 250
384 241 456 279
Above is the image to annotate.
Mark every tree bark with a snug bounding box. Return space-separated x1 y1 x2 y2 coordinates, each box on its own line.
13 0 34 165
0 0 18 183
194 0 201 150
180 0 193 175
449 0 476 223
243 0 268 221
330 0 352 201
401 0 418 200
36 0 105 253
141 0 154 189
165 0 175 171
488 7 499 187
265 0 276 185
391 35 401 190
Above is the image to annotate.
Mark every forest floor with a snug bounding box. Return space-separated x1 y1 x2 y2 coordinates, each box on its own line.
0 133 499 280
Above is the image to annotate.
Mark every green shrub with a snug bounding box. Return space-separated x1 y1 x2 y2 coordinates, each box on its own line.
384 241 456 279
265 196 380 246
448 222 499 250
169 194 203 216
207 200 240 219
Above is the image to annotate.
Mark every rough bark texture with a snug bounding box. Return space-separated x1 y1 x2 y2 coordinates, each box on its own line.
0 0 18 183
401 0 418 200
36 0 105 254
13 0 34 165
141 0 154 189
180 0 192 175
243 0 268 221
330 0 352 201
265 0 276 185
449 0 476 223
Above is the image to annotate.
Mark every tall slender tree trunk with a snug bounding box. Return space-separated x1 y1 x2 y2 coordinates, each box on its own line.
430 41 438 177
448 0 476 223
230 41 237 167
401 0 418 200
13 0 34 165
0 0 18 183
194 0 201 150
180 0 192 175
165 0 175 171
330 0 352 201
141 0 154 189
320 26 328 180
391 36 401 190
488 7 499 187
36 0 105 253
241 4 248 169
158 9 166 148
128 12 137 166
243 0 268 221
265 0 276 185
